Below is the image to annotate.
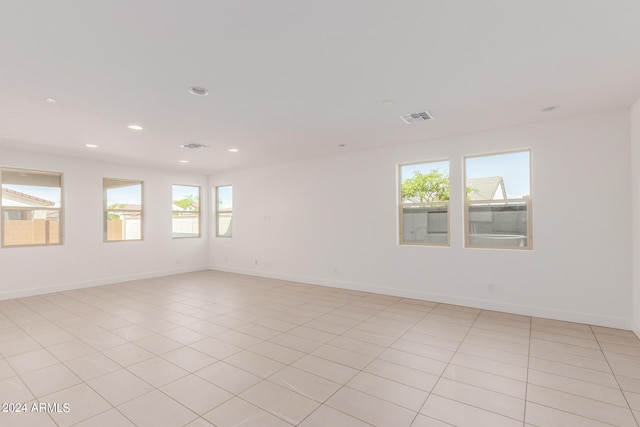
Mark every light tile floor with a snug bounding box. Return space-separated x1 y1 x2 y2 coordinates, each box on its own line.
0 270 639 426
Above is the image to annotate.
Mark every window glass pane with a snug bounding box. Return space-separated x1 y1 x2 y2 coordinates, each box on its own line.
105 179 142 208
467 201 528 247
402 204 448 244
465 151 530 199
400 160 450 203
2 185 61 208
104 178 142 241
216 185 232 237
399 160 449 246
1 168 63 247
105 210 142 241
464 150 531 249
172 185 200 238
217 186 233 211
3 209 60 246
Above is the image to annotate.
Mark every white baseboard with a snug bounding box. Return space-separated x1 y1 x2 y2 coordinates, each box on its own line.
2 262 630 331
0 265 209 301
210 265 630 330
632 320 640 340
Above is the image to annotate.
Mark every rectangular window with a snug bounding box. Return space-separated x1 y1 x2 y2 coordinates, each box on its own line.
1 167 63 247
172 185 200 238
216 185 232 237
104 178 143 242
464 149 531 249
399 160 450 246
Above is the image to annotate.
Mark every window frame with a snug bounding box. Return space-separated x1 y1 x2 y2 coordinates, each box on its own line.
171 184 201 239
1 167 64 248
398 159 451 247
463 149 532 250
215 185 233 238
103 177 144 242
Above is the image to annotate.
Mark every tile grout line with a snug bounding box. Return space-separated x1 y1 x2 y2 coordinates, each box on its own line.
248 289 395 426
523 313 532 427
294 295 435 426
591 324 640 427
2 299 65 427
3 271 640 426
414 307 508 425
523 323 634 427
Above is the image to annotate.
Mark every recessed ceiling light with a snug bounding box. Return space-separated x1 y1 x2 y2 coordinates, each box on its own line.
228 148 239 153
380 100 392 105
179 160 189 163
127 124 143 130
45 97 57 104
541 105 559 112
85 144 99 148
189 86 209 96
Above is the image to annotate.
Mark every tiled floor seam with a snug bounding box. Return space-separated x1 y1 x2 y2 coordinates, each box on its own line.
292 297 438 426
4 271 640 426
523 313 532 426
591 324 640 427
525 384 633 426
44 332 202 426
413 306 484 426
0 310 101 427
207 301 377 426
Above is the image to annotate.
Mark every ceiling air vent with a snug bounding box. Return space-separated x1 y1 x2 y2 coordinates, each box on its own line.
401 110 434 124
180 143 209 150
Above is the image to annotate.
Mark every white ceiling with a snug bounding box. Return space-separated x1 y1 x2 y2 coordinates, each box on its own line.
1 1 639 174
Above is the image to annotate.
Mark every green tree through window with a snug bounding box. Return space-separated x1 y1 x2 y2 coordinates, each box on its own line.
401 170 450 202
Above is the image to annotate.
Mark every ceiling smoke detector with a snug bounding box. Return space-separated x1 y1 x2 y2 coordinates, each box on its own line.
401 110 434 124
180 143 209 150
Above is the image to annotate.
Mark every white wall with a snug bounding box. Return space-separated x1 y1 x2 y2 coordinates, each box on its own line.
210 109 633 328
0 148 209 299
631 98 640 335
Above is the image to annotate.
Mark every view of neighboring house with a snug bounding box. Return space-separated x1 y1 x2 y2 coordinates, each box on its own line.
1 187 59 245
2 187 55 213
466 176 528 246
105 204 143 241
467 176 507 200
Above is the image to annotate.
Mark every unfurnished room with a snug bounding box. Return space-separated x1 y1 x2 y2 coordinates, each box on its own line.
2 1 640 426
